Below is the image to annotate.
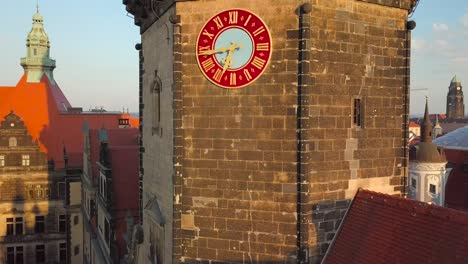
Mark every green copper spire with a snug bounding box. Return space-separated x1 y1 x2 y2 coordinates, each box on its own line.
20 7 56 83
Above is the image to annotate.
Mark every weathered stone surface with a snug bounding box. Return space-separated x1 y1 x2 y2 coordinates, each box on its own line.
134 0 412 263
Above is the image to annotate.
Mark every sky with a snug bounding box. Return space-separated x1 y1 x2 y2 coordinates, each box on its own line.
410 0 468 115
0 1 140 112
0 1 466 115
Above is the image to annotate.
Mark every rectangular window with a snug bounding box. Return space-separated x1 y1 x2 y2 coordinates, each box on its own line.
36 245 45 263
6 217 14 235
6 246 23 264
74 245 80 256
15 217 23 235
353 98 363 127
35 216 45 233
6 217 23 235
58 182 65 199
6 247 14 264
59 215 66 233
59 243 67 264
411 178 417 189
0 155 4 166
21 155 30 166
429 184 436 194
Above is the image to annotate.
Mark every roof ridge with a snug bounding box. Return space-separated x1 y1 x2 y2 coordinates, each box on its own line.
357 189 468 224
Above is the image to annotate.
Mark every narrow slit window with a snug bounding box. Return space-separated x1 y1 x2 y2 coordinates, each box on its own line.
353 98 363 127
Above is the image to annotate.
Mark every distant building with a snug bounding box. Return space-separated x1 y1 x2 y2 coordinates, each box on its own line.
81 127 139 264
323 189 468 263
409 100 448 206
446 75 465 120
434 125 468 211
0 8 138 264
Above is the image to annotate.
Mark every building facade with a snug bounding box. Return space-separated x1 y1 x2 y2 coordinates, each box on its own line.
446 75 465 120
124 0 418 263
0 8 139 264
408 100 448 206
0 111 68 264
81 127 140 264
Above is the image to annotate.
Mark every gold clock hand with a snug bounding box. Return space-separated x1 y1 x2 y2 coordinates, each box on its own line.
221 42 242 75
199 46 231 56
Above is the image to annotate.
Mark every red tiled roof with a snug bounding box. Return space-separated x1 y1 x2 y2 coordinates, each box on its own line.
0 74 138 168
324 189 468 264
443 149 468 211
409 121 420 128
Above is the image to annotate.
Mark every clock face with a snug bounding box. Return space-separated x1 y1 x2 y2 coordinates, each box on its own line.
196 9 272 89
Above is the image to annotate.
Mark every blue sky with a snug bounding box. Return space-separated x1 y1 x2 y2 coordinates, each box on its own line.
0 1 466 115
0 1 140 112
411 0 468 115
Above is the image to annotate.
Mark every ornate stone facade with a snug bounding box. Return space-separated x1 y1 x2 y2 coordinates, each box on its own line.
124 0 418 263
0 112 67 264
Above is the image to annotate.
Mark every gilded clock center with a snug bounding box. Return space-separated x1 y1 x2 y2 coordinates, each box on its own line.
214 28 253 70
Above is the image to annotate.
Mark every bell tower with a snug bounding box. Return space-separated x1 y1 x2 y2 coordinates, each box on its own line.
20 6 56 83
446 75 465 119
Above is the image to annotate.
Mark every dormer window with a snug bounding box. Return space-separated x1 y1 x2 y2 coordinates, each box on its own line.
9 137 17 147
429 184 436 195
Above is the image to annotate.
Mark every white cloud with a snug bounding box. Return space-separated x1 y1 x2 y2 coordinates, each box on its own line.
432 23 449 32
460 14 468 27
411 38 427 53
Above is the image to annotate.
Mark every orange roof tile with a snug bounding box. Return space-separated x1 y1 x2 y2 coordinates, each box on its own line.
0 74 138 168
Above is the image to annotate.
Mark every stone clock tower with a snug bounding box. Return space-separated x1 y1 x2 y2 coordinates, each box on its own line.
446 75 465 120
123 0 418 263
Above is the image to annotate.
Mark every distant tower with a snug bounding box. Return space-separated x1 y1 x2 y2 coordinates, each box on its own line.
409 98 448 206
446 75 464 119
432 115 443 139
20 6 56 83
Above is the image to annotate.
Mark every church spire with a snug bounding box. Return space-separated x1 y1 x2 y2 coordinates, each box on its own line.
421 97 433 143
20 7 56 83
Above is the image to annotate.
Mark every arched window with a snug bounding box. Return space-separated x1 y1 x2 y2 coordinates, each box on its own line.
9 137 17 147
151 70 162 135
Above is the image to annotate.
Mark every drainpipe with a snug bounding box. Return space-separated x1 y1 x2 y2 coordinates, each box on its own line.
403 20 416 196
297 3 312 263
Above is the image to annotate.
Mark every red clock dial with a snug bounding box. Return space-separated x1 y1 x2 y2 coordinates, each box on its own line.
196 9 272 89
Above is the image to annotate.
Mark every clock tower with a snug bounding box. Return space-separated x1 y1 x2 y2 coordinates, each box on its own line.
123 0 419 263
446 75 465 120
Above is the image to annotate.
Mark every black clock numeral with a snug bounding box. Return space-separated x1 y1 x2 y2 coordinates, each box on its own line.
256 43 270 51
244 14 252 27
243 69 252 81
229 11 238 24
230 73 237 86
201 59 215 72
202 29 214 40
213 16 224 29
213 69 223 82
252 56 266 69
253 26 265 37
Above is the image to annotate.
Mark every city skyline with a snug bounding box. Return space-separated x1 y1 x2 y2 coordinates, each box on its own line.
1 1 468 115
